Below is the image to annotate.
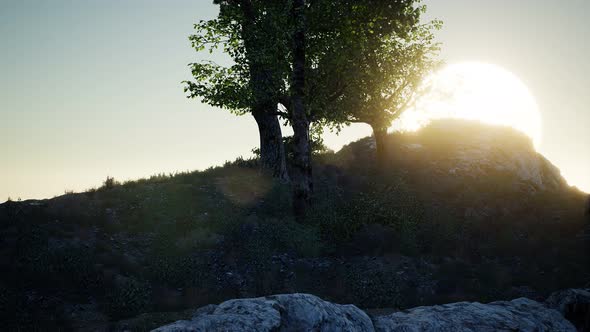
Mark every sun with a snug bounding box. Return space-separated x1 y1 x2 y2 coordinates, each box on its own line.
396 62 542 148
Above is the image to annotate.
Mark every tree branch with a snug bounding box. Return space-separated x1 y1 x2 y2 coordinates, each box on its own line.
327 82 348 103
278 94 291 109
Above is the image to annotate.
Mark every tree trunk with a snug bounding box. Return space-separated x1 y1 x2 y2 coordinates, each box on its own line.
291 0 312 220
239 1 289 182
371 124 388 167
252 109 290 182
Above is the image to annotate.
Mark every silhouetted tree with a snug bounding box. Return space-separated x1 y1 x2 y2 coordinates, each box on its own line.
326 5 442 166
186 0 291 182
289 0 312 217
186 0 434 218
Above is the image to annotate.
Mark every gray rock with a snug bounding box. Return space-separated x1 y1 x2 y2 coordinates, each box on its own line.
153 291 585 332
545 288 590 330
270 293 374 331
152 293 373 332
372 297 575 332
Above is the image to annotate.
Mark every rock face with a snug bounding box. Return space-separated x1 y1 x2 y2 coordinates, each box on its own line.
390 119 569 192
545 288 590 331
373 298 574 332
153 291 585 332
152 293 374 332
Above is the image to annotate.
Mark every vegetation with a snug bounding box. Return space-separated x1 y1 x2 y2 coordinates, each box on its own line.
186 0 440 216
1 1 588 331
326 12 442 164
1 123 587 330
103 176 119 190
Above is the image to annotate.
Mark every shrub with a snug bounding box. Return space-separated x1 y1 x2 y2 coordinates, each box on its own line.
0 287 65 330
345 262 405 308
224 217 322 260
105 277 152 319
18 242 99 290
147 253 212 289
308 175 425 255
103 176 118 189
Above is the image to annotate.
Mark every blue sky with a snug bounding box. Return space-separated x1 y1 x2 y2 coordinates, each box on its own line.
1 0 589 199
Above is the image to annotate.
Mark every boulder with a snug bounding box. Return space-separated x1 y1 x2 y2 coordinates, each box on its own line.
545 288 590 331
372 297 575 332
152 293 373 332
153 292 583 332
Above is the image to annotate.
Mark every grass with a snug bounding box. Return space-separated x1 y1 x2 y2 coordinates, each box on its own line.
0 121 588 329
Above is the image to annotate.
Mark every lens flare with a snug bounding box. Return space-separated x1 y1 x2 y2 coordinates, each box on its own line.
396 62 542 149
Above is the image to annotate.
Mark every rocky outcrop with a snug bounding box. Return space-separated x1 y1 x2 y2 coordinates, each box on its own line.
373 297 574 332
545 288 590 331
153 291 587 332
152 293 373 332
395 119 569 192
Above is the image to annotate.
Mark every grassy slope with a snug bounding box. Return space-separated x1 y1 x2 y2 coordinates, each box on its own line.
1 121 588 330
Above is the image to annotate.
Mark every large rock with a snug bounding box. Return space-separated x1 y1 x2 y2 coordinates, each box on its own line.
545 288 590 331
152 293 374 332
153 292 582 332
372 297 575 332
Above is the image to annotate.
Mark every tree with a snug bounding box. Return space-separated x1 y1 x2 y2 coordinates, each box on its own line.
285 0 427 215
326 5 442 166
185 1 291 182
289 0 311 218
186 0 435 217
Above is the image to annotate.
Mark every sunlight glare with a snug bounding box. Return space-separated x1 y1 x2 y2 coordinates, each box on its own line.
395 62 542 149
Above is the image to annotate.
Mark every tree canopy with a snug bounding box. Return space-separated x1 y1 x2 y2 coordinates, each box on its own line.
185 1 435 125
185 0 442 215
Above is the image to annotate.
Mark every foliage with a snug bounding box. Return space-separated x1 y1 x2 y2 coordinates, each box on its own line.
252 131 331 161
325 5 442 132
227 217 322 259
185 1 291 114
148 253 212 289
345 262 406 308
103 176 118 190
13 222 100 291
185 0 441 214
309 173 425 255
2 125 588 323
0 287 65 331
186 0 436 128
105 277 152 319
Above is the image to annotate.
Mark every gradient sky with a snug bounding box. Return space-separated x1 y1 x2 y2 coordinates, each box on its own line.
1 0 589 200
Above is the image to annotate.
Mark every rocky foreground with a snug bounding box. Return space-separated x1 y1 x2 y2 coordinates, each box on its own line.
153 288 590 332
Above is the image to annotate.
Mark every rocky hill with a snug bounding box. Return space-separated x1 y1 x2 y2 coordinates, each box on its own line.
153 288 590 331
1 120 588 331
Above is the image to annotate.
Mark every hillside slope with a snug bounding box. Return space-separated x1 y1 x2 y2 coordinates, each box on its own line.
1 120 588 331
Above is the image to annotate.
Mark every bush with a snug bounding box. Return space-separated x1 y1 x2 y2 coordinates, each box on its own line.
16 227 100 290
147 253 212 289
103 176 118 190
308 175 426 255
105 277 152 319
225 217 322 260
345 262 405 308
0 287 65 330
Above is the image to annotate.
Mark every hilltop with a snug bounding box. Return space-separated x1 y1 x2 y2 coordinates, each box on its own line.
1 120 588 331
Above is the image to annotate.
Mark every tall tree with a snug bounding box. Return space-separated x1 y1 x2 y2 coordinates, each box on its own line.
186 1 291 181
326 4 442 166
186 0 435 217
286 0 425 215
289 0 312 218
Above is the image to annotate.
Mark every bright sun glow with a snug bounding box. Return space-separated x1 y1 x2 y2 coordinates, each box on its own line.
396 62 542 149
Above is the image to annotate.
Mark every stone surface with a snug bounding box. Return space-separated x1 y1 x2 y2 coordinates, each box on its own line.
153 292 582 332
372 297 575 332
152 293 373 332
545 288 590 331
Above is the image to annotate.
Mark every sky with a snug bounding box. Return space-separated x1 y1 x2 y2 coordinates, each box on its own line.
1 0 589 200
